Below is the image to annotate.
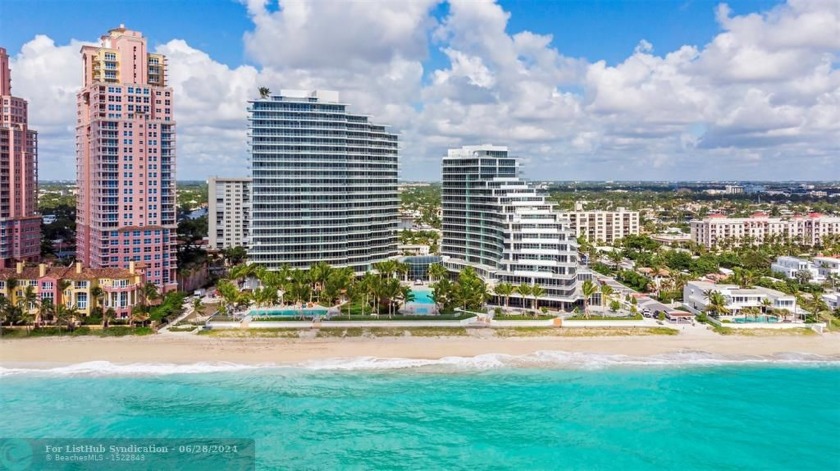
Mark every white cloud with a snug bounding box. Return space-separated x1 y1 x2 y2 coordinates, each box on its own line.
243 0 438 70
10 0 840 181
8 35 89 176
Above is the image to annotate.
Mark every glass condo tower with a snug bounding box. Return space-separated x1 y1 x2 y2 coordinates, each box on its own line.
441 145 580 310
247 90 398 272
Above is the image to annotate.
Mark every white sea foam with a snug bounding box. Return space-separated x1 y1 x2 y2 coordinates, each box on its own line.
0 360 268 377
298 351 840 372
1 352 837 377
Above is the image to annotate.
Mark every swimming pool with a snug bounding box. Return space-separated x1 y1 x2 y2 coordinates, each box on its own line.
251 308 328 317
411 289 435 304
403 289 437 315
733 315 779 323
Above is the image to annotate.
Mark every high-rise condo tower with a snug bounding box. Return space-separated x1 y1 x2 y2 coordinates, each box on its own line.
76 26 177 291
0 47 40 268
247 90 398 272
441 145 580 310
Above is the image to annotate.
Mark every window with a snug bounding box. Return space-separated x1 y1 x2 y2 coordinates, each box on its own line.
76 292 88 310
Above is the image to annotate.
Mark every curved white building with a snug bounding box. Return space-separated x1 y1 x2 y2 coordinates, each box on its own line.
441 145 580 310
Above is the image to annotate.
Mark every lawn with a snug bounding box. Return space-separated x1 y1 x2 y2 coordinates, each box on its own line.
0 326 154 338
493 327 677 337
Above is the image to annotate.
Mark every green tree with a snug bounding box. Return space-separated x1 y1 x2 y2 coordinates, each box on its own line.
515 283 532 311
581 279 598 319
530 284 545 315
428 263 448 282
222 246 248 265
493 282 514 311
37 298 55 328
103 307 116 329
705 290 730 318
599 284 614 309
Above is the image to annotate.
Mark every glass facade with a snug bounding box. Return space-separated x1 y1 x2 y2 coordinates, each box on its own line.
401 255 442 281
441 145 580 309
247 91 399 272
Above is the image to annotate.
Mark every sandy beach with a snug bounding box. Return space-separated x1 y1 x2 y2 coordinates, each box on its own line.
1 331 838 367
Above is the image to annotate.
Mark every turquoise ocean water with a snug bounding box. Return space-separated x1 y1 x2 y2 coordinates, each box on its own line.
1 354 838 470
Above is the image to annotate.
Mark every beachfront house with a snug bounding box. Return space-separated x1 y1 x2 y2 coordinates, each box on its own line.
770 256 822 282
682 280 798 320
0 261 144 319
813 257 840 281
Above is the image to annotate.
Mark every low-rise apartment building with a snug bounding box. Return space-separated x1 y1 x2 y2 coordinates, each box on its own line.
0 261 144 318
561 207 640 245
690 213 840 249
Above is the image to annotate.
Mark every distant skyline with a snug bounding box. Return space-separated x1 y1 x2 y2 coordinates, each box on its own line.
1 0 838 181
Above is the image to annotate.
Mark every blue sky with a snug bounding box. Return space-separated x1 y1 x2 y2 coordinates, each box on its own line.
1 0 837 181
1 0 783 68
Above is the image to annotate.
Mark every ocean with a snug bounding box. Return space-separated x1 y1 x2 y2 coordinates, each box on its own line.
1 353 838 470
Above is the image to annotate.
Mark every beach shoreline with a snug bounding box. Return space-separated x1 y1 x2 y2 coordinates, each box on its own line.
1 332 838 367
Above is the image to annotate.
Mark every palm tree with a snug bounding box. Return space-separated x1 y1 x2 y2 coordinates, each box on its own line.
19 306 35 333
4 304 23 332
530 284 545 315
358 272 376 314
760 298 773 315
705 290 730 318
258 86 271 99
431 278 453 313
192 297 203 316
6 278 18 304
581 279 598 319
428 263 447 283
493 282 514 311
451 268 490 312
252 287 276 308
599 284 614 310
382 278 402 318
54 304 77 333
20 285 38 313
37 298 55 328
57 279 71 307
809 296 833 329
777 308 791 322
216 279 239 313
398 285 415 312
741 305 760 321
0 295 9 334
129 308 149 328
395 261 410 282
515 283 532 311
90 285 105 313
309 261 332 302
141 282 159 311
103 307 116 329
373 260 399 280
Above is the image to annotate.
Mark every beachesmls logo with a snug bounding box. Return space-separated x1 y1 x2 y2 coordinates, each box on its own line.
0 439 33 471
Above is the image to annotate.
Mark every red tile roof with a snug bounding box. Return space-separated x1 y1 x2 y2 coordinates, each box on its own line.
0 264 136 282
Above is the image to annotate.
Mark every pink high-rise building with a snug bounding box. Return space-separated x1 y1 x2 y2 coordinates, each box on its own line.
0 47 40 269
76 26 177 291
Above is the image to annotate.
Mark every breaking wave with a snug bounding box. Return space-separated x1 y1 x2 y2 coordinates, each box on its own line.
1 351 838 377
